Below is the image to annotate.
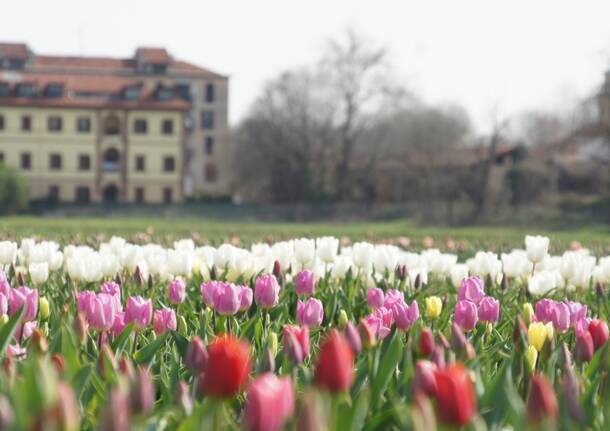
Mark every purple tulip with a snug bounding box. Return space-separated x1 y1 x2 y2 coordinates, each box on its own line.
214 283 240 316
383 289 404 309
14 321 36 341
111 312 127 336
153 307 177 334
575 317 592 335
565 301 588 327
478 296 500 323
254 274 280 309
550 301 571 333
101 281 122 312
458 276 485 305
535 298 555 323
87 293 116 330
366 288 385 308
344 321 362 354
200 280 222 308
124 296 153 329
0 292 8 316
9 286 38 321
364 306 393 339
454 300 478 331
77 290 96 314
238 285 253 311
169 278 187 304
0 270 10 297
295 270 315 296
392 300 420 330
185 336 208 371
297 298 324 327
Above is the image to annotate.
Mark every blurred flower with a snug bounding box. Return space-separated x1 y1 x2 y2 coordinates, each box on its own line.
344 321 361 354
282 325 310 364
129 367 155 415
413 360 437 397
588 319 609 351
525 235 550 264
314 329 354 393
111 312 126 337
522 303 535 325
364 307 393 339
0 242 18 266
294 238 315 266
185 336 208 372
168 278 186 304
418 327 435 357
297 298 324 327
477 296 500 323
433 363 477 426
425 296 442 319
295 270 316 296
454 300 478 331
574 329 594 363
366 288 384 309
9 286 38 321
201 334 251 398
525 345 538 373
359 318 377 350
254 274 280 309
392 300 419 330
28 262 49 286
527 373 558 424
528 322 547 352
153 307 177 335
124 296 152 330
0 293 7 317
528 271 558 295
458 276 485 305
244 373 295 431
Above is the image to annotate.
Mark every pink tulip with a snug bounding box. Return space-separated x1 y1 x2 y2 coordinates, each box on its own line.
200 280 222 308
344 321 362 354
297 298 324 327
478 296 500 323
185 336 208 372
0 292 8 316
535 299 555 323
87 293 116 331
111 312 127 337
0 270 11 297
100 281 122 312
364 306 393 339
77 290 96 313
454 300 478 331
383 289 404 309
7 344 26 358
392 300 419 330
564 301 587 327
124 296 153 329
9 286 38 321
238 285 253 311
295 270 316 296
153 307 177 334
574 329 594 362
458 276 485 305
254 274 280 309
169 278 187 304
14 321 36 342
413 360 438 397
549 301 570 333
244 373 295 431
214 283 240 316
366 288 385 308
283 325 310 364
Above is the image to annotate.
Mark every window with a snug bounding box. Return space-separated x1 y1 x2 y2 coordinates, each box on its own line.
16 83 36 97
134 119 147 134
20 153 31 169
123 86 140 100
48 116 62 132
103 148 120 172
77 117 91 133
45 84 64 98
48 186 59 202
104 115 120 135
75 186 90 203
155 86 173 100
174 83 192 101
163 156 175 172
205 83 215 102
78 154 90 171
201 111 214 129
21 115 31 131
135 187 145 203
135 155 145 172
163 187 172 204
205 163 218 182
162 119 173 135
0 115 4 130
49 154 62 170
205 137 214 155
0 83 9 97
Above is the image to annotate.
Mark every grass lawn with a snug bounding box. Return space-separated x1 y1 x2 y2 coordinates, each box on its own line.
1 216 609 254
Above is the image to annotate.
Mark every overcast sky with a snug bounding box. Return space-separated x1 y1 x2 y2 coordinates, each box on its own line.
4 0 610 131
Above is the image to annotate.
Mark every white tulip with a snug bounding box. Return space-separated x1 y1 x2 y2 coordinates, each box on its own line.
214 244 236 269
29 262 49 285
352 242 375 273
501 249 531 279
450 264 469 288
331 255 352 279
167 250 193 277
0 241 17 265
374 245 399 275
468 251 502 279
528 271 558 295
174 239 195 253
525 235 550 264
316 236 339 264
294 238 316 265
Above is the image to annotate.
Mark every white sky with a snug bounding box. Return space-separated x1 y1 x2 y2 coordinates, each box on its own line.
4 0 610 131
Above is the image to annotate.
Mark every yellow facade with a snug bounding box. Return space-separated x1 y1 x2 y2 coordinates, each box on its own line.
0 106 185 203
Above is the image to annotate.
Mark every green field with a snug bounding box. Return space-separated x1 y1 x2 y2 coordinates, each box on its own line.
1 216 609 254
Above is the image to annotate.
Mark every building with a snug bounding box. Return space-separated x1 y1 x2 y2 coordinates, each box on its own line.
0 42 229 203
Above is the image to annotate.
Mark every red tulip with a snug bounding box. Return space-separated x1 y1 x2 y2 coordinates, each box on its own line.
574 329 594 363
412 360 437 397
314 329 354 392
418 328 435 357
589 319 609 351
201 334 251 398
244 373 294 431
433 363 477 426
527 373 558 424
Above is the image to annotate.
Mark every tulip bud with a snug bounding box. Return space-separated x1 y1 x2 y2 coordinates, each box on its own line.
272 260 282 279
283 328 304 365
414 273 422 290
98 344 117 379
0 315 9 327
418 328 435 357
73 313 88 346
500 272 509 291
175 380 193 415
31 329 48 355
54 382 80 431
130 367 155 415
562 365 585 423
595 282 604 298
39 297 50 321
522 303 534 326
485 322 493 337
545 322 554 342
267 331 278 357
431 346 446 369
396 265 407 282
359 319 377 350
258 347 275 373
185 336 208 372
527 374 558 424
436 332 450 350
314 329 354 392
17 271 24 288
574 330 594 363
338 310 348 330
147 274 153 291
118 356 136 380
52 353 65 373
485 273 493 289
177 315 187 335
101 387 130 431
114 272 122 286
0 395 14 429
344 321 362 354
134 266 143 287
525 345 538 373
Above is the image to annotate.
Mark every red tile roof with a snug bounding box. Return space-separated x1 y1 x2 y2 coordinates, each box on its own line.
135 47 171 64
0 43 29 59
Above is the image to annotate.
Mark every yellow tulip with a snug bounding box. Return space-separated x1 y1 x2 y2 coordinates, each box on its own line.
522 303 534 326
528 322 547 352
39 297 50 321
425 296 443 319
525 345 538 372
545 322 554 342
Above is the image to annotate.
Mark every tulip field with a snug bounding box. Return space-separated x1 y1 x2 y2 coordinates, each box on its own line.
0 233 610 430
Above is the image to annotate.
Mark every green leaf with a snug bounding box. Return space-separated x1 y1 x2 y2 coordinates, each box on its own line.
71 364 94 400
134 333 168 364
0 306 24 355
112 322 135 356
171 330 189 357
371 332 403 408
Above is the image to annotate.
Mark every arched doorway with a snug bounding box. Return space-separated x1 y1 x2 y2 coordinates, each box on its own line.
102 184 119 203
103 148 120 172
104 115 120 135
